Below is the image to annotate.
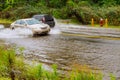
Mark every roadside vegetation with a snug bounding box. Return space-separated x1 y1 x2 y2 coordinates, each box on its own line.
0 19 13 27
0 44 116 80
0 0 120 27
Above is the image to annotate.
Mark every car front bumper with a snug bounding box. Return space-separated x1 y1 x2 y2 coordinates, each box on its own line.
32 28 50 35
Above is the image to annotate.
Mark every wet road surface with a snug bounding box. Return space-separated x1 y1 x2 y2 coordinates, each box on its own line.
0 25 120 80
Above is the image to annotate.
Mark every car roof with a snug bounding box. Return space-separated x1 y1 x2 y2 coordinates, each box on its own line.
33 14 53 17
16 18 35 21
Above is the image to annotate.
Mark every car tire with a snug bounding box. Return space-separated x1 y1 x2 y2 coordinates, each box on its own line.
33 34 38 37
11 27 15 30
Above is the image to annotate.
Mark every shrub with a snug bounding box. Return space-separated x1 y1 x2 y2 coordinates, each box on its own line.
0 46 15 78
105 6 120 26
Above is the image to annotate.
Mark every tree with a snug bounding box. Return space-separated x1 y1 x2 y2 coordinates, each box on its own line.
115 0 120 5
102 0 116 6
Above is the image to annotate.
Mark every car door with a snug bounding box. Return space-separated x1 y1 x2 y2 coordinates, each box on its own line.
14 20 26 28
19 20 26 28
14 20 21 27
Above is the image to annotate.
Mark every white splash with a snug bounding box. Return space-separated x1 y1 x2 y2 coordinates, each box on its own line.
0 27 33 38
49 28 61 34
0 25 4 29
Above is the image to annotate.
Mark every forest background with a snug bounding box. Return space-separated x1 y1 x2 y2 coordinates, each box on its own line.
0 0 120 26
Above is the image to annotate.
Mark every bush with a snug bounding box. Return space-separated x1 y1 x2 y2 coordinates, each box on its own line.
0 46 15 78
92 6 120 26
77 6 98 24
105 6 120 26
0 1 120 26
74 6 120 25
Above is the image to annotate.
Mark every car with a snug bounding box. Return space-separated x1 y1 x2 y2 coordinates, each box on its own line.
10 18 50 36
32 14 55 28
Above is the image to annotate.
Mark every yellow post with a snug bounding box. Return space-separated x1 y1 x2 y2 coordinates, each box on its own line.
105 18 108 28
91 18 94 27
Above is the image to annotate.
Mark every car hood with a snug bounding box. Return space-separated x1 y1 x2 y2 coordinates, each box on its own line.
28 24 48 29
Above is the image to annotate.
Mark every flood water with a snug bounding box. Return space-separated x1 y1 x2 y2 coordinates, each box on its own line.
0 24 120 80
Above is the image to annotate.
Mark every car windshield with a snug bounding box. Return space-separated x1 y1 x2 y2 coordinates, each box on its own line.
26 19 41 25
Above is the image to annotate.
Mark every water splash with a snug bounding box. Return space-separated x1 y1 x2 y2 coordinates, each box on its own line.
49 28 61 34
0 22 61 38
0 27 33 38
0 25 4 29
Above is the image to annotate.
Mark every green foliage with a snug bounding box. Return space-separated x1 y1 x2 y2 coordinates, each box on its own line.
105 6 120 26
0 0 120 26
26 64 43 80
49 0 64 8
0 46 15 77
0 77 11 80
102 0 117 7
67 63 103 80
76 6 96 24
78 1 91 7
110 73 116 80
26 63 60 80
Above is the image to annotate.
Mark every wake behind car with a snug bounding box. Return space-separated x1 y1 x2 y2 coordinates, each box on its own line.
10 18 50 36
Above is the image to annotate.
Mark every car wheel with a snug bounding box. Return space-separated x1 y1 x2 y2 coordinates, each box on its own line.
11 27 15 30
33 34 37 37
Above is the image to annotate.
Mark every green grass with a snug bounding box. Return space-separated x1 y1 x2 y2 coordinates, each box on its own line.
0 19 13 24
0 19 13 27
0 77 11 80
70 18 83 25
110 73 116 80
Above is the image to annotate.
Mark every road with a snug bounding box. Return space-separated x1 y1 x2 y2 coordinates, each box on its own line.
0 24 120 80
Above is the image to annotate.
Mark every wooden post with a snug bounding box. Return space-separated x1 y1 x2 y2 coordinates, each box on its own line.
91 18 94 27
105 18 108 28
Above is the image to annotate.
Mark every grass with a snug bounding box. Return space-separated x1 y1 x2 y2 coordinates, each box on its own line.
0 77 11 80
70 18 83 25
0 19 13 24
0 19 13 28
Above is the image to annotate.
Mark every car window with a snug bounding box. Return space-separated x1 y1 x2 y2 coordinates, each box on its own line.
20 20 26 25
33 15 43 21
15 20 21 24
26 19 41 25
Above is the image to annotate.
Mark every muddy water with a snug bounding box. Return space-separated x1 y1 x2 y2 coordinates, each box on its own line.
0 25 120 80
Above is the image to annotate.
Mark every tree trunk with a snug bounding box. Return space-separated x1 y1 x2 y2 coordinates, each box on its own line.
45 0 50 7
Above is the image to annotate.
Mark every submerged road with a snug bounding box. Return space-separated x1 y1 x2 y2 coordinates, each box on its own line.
0 24 120 80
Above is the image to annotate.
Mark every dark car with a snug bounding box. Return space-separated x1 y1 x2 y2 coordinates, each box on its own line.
32 14 55 28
